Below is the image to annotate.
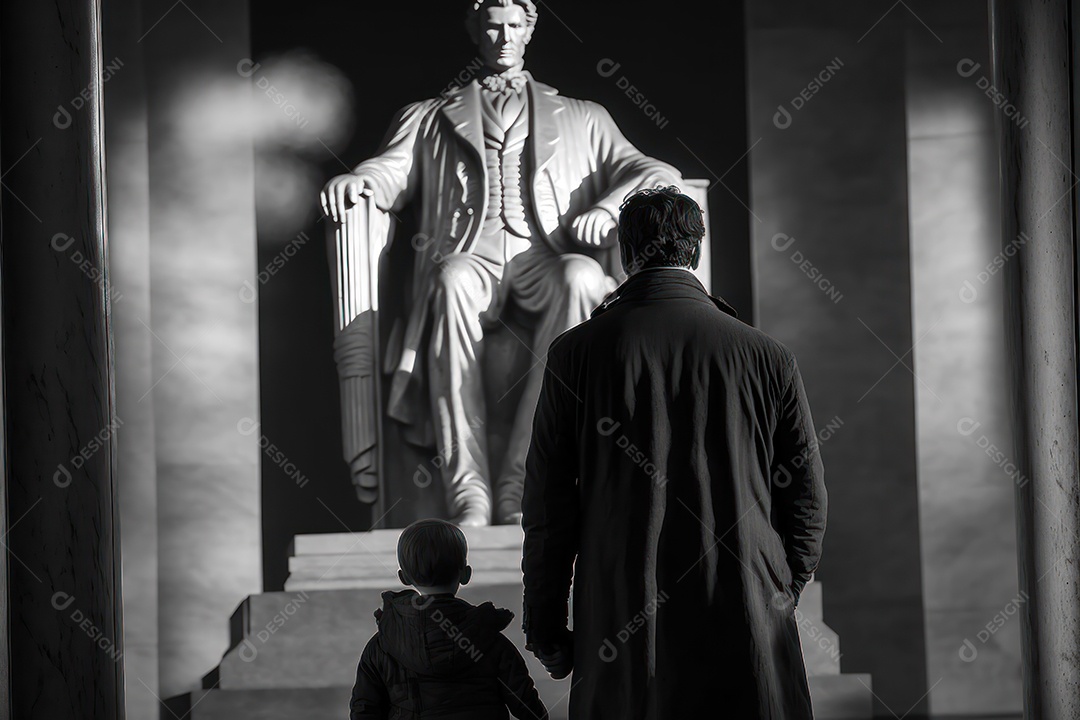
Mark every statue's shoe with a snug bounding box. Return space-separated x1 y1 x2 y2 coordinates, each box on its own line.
450 508 490 527
494 495 523 525
497 511 523 525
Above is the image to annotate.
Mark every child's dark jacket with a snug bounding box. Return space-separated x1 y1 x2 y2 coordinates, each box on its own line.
350 589 548 720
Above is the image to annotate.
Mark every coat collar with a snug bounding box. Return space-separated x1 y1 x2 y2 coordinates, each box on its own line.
591 267 740 319
440 82 484 162
438 74 563 171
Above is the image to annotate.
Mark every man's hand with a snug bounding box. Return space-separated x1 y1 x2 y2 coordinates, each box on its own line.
320 174 375 224
526 631 574 680
570 208 617 248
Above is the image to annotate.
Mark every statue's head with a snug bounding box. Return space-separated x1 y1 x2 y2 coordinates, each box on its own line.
617 186 705 274
465 0 537 73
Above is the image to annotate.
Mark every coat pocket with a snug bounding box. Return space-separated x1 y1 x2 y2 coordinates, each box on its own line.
761 550 795 608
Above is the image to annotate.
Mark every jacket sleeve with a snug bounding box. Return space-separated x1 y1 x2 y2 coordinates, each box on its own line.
584 101 683 222
495 634 550 720
770 353 828 604
349 636 390 720
521 338 580 647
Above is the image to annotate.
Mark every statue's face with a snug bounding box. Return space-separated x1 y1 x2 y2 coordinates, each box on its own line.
476 4 530 72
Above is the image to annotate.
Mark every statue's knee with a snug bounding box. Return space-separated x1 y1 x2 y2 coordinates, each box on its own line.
434 256 482 299
560 255 608 296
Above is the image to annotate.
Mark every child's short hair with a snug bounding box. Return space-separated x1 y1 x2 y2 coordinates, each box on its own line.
397 519 469 586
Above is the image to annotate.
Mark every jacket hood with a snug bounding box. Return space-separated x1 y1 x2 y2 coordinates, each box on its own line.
374 589 514 676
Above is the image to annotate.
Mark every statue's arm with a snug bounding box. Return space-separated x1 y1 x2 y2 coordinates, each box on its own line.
352 100 434 212
322 100 433 221
585 101 683 221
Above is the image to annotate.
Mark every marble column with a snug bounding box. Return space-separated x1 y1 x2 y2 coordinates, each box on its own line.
101 0 159 717
141 0 263 699
904 0 1021 712
0 1 125 718
746 3 928 714
991 1 1080 717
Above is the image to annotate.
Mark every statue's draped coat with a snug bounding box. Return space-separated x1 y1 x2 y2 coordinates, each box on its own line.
522 269 828 720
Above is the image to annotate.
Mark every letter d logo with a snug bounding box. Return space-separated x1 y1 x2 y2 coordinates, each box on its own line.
54 464 72 488
597 417 620 437
596 58 621 78
773 105 792 129
598 638 618 662
956 417 982 437
239 280 257 304
236 58 261 78
238 639 258 662
237 417 260 436
771 233 795 252
956 58 981 78
772 464 792 489
959 280 978 304
414 464 433 488
958 638 978 662
53 105 73 129
51 233 76 252
51 591 76 611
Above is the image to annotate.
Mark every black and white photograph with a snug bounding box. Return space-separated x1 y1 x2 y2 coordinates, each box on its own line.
1 0 1078 718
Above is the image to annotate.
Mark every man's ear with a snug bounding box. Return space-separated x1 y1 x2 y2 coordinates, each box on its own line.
398 569 411 587
690 243 702 270
460 565 473 587
619 242 634 275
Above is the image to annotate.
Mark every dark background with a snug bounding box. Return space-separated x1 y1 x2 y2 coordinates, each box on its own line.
251 0 751 591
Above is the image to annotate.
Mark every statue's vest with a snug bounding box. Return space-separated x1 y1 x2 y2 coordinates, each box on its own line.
473 89 537 264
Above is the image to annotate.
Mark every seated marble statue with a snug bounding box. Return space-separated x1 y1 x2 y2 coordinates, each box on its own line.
321 0 682 526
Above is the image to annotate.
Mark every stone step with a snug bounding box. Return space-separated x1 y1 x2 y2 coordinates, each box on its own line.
809 674 874 719
290 525 525 556
212 583 838 694
197 526 852 715
288 547 522 574
284 528 825 624
285 569 527 590
182 673 872 720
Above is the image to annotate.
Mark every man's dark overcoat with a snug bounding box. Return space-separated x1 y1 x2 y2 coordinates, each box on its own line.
522 268 827 720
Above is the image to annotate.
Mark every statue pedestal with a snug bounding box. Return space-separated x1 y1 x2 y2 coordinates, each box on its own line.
177 527 872 719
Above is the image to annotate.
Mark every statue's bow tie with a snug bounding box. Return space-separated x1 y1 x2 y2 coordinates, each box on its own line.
479 73 527 95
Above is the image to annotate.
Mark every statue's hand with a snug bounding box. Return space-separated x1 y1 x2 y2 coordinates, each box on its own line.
570 208 618 248
320 173 375 224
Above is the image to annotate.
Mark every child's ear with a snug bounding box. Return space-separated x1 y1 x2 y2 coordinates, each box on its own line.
398 569 410 587
460 565 472 587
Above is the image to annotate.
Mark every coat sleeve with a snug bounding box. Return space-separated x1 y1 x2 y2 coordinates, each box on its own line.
521 337 580 647
584 101 683 221
351 100 433 214
349 636 390 720
770 353 828 604
494 634 550 720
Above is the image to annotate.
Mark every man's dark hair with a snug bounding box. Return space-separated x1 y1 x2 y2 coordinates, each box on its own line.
397 518 468 586
617 185 705 269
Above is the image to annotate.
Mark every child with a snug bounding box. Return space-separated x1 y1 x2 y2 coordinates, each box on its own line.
350 519 549 720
